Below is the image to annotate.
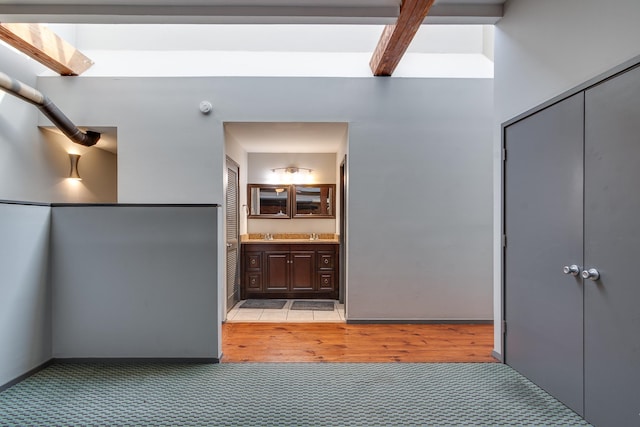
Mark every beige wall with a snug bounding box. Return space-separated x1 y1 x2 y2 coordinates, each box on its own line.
41 129 117 203
247 152 337 234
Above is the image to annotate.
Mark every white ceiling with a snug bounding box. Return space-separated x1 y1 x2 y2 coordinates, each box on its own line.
225 122 348 153
72 24 486 54
1 1 503 153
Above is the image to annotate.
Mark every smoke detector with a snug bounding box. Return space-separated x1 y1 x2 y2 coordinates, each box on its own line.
199 101 213 114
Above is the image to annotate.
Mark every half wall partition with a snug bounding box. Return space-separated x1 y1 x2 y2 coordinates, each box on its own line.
0 202 220 390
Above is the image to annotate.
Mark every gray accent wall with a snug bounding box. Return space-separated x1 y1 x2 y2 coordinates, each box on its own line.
37 76 493 323
0 203 52 387
51 205 219 359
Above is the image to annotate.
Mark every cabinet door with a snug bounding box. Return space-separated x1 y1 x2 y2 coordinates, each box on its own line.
584 65 640 427
504 93 585 415
290 251 315 291
265 251 289 291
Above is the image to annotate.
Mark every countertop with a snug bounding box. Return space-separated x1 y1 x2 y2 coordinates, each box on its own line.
241 239 338 244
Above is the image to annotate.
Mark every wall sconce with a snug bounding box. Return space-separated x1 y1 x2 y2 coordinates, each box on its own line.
271 166 313 184
69 153 82 180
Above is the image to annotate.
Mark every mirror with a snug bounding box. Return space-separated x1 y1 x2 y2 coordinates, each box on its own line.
293 184 336 218
248 184 291 218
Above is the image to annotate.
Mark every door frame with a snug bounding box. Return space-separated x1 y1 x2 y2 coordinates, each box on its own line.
339 154 347 308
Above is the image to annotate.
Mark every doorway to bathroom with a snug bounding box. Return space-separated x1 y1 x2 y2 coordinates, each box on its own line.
223 122 348 323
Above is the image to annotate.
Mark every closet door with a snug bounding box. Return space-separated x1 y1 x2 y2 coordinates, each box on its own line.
584 65 640 426
504 93 585 415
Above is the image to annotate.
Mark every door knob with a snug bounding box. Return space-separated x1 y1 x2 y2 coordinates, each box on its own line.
582 268 600 281
226 243 232 248
563 265 580 276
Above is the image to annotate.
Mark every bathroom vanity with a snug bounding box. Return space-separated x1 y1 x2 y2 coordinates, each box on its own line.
241 240 339 299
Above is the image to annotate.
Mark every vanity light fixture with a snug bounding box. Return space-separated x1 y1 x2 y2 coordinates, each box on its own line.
271 167 313 175
271 167 313 184
69 153 82 180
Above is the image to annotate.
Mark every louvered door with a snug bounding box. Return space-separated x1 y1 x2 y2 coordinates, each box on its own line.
225 157 240 311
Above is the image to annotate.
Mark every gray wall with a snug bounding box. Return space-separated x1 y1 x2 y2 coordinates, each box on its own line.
51 205 219 359
348 97 492 320
0 203 51 387
492 0 640 354
37 76 493 323
0 46 46 202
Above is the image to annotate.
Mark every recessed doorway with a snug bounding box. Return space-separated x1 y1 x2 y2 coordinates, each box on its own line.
223 122 348 322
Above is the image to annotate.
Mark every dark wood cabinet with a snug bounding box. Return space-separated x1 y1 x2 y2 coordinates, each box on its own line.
241 243 338 299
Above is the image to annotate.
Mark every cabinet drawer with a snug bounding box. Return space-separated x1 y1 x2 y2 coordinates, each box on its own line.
317 252 335 269
245 253 262 271
317 272 335 291
245 273 262 291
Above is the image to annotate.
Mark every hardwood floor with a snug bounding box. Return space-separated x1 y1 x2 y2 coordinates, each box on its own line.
222 322 496 363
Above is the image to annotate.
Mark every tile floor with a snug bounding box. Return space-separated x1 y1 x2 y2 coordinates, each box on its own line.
225 299 345 323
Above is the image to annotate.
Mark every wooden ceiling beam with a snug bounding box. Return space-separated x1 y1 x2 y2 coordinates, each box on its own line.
370 0 435 76
0 23 93 76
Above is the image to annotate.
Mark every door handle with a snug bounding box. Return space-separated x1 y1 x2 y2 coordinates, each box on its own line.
582 268 600 281
563 265 580 276
226 243 232 248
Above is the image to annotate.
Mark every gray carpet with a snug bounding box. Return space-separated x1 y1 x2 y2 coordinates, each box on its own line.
290 300 335 311
0 362 590 426
239 299 287 309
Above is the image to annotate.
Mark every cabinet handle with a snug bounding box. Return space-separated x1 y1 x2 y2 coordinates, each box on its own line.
582 268 600 281
324 258 329 264
563 265 580 276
